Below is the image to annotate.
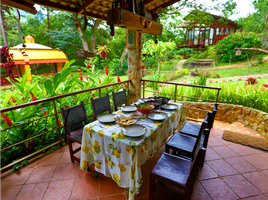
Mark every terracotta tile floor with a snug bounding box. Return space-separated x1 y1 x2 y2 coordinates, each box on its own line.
1 120 268 200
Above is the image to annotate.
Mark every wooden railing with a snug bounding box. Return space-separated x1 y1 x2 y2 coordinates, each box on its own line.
0 80 130 172
141 79 221 121
1 79 220 172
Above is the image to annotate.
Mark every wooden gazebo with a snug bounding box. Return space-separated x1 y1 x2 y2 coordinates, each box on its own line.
178 13 239 49
2 0 179 103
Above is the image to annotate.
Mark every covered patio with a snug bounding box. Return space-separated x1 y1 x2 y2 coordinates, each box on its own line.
2 121 268 200
1 0 268 200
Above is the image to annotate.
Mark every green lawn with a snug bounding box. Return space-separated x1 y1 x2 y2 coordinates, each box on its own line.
210 64 268 78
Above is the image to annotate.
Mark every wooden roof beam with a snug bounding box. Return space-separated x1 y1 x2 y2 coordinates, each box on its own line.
144 0 155 5
2 0 37 14
77 0 98 14
152 0 181 11
34 0 77 13
85 11 107 21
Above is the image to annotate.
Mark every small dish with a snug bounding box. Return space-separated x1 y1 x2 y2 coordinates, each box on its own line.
121 106 137 112
161 104 178 110
97 114 116 123
122 125 146 137
148 112 167 121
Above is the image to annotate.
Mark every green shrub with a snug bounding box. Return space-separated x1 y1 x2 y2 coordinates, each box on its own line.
215 30 262 62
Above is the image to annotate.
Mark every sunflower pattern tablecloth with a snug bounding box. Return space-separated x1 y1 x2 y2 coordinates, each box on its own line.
80 103 186 200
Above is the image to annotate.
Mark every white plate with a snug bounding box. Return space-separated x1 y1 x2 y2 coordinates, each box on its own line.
98 114 116 123
161 104 178 110
148 112 167 121
121 106 137 112
122 125 146 137
138 98 151 103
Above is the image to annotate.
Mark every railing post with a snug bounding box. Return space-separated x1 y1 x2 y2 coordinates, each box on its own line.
216 90 220 103
127 81 130 105
174 85 177 102
52 100 63 146
143 81 145 99
99 88 101 98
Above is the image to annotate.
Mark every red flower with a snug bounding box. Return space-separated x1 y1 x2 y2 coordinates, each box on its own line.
22 97 25 101
263 84 268 88
91 92 96 98
117 74 121 82
46 91 48 95
58 119 62 126
1 113 12 127
10 96 16 103
99 79 101 84
30 91 38 104
65 105 69 109
40 108 44 110
43 111 47 115
241 29 243 32
141 66 146 69
106 66 109 75
80 76 83 81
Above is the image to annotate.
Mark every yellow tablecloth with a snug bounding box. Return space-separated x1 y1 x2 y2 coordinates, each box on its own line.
80 103 186 199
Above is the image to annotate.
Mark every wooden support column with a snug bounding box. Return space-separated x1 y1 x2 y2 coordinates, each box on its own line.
25 64 32 81
56 63 63 72
127 32 142 104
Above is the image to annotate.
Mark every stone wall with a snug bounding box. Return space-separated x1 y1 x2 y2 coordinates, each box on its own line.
179 101 268 139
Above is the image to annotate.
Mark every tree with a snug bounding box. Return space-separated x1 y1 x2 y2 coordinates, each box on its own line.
0 5 11 46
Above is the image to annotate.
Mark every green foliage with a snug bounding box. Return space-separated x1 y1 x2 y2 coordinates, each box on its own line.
196 46 217 59
0 60 122 169
159 80 268 112
215 30 262 62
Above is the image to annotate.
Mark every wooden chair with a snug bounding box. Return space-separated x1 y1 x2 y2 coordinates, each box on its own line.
91 94 112 120
180 103 218 138
61 101 88 163
149 147 206 200
112 89 127 111
165 117 209 160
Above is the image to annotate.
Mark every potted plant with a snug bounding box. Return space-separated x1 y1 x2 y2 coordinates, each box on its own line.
97 45 111 58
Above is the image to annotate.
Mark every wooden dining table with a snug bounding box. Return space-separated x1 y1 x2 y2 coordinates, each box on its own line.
80 102 186 200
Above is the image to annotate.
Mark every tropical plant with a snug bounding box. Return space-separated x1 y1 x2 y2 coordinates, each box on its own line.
97 45 111 53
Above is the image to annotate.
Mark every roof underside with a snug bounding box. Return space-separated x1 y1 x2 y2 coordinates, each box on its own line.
2 0 181 20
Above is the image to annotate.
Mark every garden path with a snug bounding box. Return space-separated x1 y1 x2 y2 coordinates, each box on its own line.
175 59 187 70
1 120 268 200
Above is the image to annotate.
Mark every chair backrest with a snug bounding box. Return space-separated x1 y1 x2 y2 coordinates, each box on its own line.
60 101 88 133
192 118 209 157
91 94 111 120
202 128 211 149
187 146 206 188
207 104 218 131
112 89 127 111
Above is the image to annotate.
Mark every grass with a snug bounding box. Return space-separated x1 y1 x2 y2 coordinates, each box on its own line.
209 64 268 78
148 59 180 71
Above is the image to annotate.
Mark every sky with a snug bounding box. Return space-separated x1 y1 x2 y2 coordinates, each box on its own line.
173 0 256 20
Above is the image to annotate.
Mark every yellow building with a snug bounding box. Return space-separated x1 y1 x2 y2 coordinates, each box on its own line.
1 35 69 84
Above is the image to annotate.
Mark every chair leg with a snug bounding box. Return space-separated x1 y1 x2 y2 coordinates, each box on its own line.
95 171 98 177
149 176 155 200
67 139 75 163
184 192 191 200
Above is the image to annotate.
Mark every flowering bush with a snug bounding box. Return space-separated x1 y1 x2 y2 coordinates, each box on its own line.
215 30 262 62
245 77 257 85
1 46 15 81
